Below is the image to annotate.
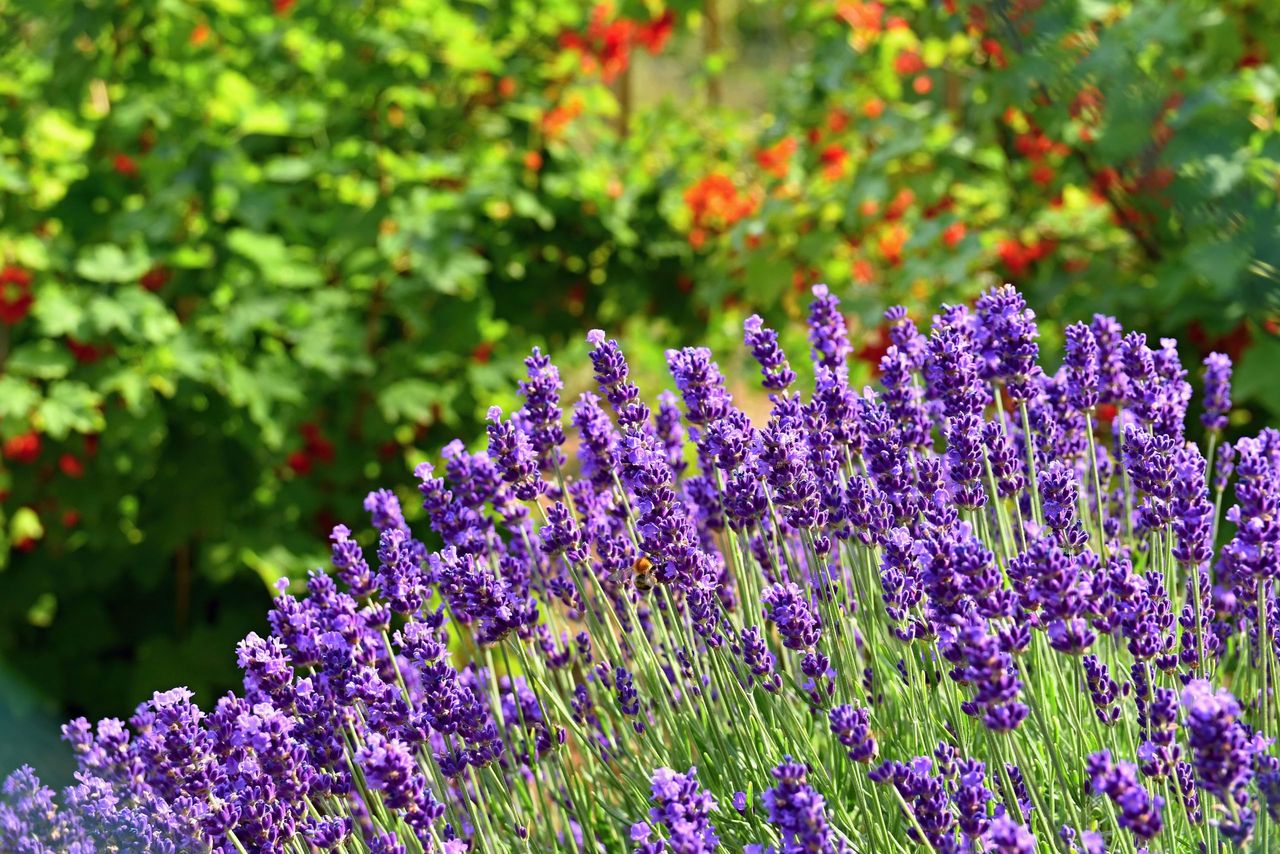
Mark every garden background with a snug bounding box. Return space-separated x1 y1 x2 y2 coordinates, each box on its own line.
0 0 1277 783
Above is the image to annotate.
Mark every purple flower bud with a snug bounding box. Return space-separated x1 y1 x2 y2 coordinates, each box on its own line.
744 314 796 391
1201 352 1232 432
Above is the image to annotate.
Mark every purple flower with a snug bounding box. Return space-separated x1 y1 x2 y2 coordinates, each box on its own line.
953 758 992 838
1040 461 1088 552
1063 321 1100 412
1090 313 1128 404
1082 655 1120 726
640 767 719 853
828 705 877 763
762 582 822 651
942 618 1028 733
666 347 732 428
518 347 567 469
984 813 1035 852
759 759 847 853
744 314 796 391
1202 352 1232 432
1086 751 1164 840
946 413 987 510
1182 679 1256 841
807 285 851 375
924 324 987 420
587 329 648 429
487 406 545 501
975 285 1040 402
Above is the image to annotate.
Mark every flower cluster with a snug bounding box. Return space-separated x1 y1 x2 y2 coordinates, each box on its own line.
4 283 1276 852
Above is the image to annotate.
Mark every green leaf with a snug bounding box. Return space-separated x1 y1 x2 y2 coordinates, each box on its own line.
34 382 105 439
377 378 455 426
227 229 322 287
6 341 74 380
0 377 39 419
74 244 152 284
31 283 86 336
263 157 315 183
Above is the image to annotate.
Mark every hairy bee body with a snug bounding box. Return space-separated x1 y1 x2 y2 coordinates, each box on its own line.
631 556 656 593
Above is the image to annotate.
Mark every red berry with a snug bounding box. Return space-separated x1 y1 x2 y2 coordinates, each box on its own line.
3 431 41 464
0 266 34 325
112 153 139 178
287 451 312 475
59 454 84 478
140 266 169 292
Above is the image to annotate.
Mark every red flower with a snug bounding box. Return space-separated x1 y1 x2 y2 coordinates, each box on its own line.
287 451 312 475
1031 163 1055 185
912 74 933 95
684 174 760 237
4 431 41 464
885 188 915 221
819 144 849 180
982 38 1006 68
0 266 33 324
59 454 84 478
755 137 797 179
66 337 104 364
997 239 1032 277
273 0 295 14
893 50 925 76
542 95 584 138
851 258 876 284
635 10 674 54
942 222 966 248
523 150 543 172
862 98 885 119
140 266 169 292
300 423 335 463
472 341 494 364
878 223 908 266
112 153 139 178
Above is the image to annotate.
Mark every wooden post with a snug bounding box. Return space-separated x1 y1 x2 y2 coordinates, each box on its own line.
704 0 722 108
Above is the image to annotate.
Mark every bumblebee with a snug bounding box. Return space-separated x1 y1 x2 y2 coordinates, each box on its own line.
631 556 657 593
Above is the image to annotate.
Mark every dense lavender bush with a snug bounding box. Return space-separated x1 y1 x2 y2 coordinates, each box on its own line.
4 284 1278 852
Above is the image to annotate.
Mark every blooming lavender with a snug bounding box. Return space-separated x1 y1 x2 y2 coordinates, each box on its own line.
5 282 1278 853
743 314 796 392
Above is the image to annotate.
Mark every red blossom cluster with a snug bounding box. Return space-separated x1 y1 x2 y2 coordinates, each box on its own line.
755 137 798 179
997 236 1057 277
288 422 336 476
558 4 675 83
3 431 40 465
541 94 584 139
140 266 169 292
684 174 760 249
112 153 139 178
0 265 33 324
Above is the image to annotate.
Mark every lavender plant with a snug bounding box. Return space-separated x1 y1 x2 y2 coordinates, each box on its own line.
5 284 1279 853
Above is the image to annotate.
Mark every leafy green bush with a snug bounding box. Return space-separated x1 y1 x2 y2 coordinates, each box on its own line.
671 0 1280 412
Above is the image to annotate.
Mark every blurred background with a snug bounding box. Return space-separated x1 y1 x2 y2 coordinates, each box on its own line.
0 0 1277 782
